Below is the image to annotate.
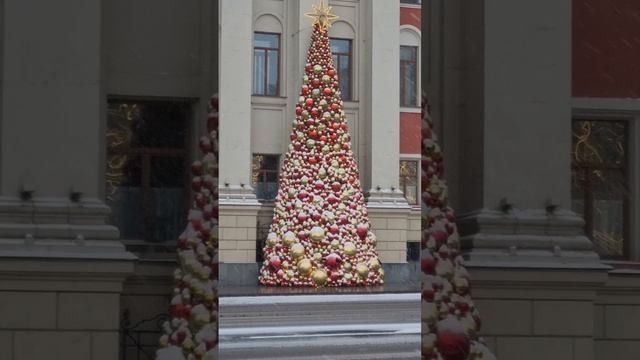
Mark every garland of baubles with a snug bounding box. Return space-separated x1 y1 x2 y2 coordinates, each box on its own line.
156 95 219 360
420 94 496 360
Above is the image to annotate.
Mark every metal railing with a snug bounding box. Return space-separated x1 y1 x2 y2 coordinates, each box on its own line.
120 309 169 360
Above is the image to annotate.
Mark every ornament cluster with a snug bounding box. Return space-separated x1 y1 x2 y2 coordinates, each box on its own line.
258 23 383 287
156 95 219 360
420 94 496 360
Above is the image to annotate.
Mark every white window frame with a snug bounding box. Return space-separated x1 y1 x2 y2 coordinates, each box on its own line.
399 25 421 113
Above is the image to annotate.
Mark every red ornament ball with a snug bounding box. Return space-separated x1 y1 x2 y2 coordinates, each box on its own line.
436 319 471 360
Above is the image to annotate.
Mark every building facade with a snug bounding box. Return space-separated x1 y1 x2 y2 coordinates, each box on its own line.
1 0 640 359
0 0 217 359
218 0 423 284
426 0 640 358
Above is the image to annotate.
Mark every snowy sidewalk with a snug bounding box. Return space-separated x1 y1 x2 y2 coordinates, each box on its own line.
218 292 420 359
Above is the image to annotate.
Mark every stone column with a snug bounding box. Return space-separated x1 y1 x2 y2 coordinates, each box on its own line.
0 0 132 255
218 0 260 205
455 0 606 269
0 1 134 359
364 0 410 264
218 0 261 265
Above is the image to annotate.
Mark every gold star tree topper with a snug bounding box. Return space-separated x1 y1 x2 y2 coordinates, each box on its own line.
304 0 339 31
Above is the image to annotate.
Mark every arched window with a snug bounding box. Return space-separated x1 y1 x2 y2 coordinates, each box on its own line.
253 14 283 96
329 21 356 101
400 27 421 107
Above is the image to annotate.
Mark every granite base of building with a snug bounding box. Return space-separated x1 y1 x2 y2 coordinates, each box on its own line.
0 255 135 360
219 261 420 289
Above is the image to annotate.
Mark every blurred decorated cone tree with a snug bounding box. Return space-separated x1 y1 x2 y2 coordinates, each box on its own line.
421 94 496 360
155 94 219 360
258 1 383 287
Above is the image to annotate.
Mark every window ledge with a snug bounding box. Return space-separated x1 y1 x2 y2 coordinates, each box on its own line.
604 260 640 270
400 107 421 113
251 95 287 99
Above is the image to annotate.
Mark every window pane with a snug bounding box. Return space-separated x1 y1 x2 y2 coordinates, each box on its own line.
107 102 188 149
149 188 187 243
252 154 280 201
106 100 191 246
151 157 185 188
572 120 627 166
254 50 266 95
106 155 144 239
109 186 145 240
338 54 350 99
593 169 626 257
267 50 279 96
400 46 417 61
261 154 280 170
254 33 279 49
331 38 350 54
401 0 421 4
399 160 419 205
330 39 352 100
401 62 417 107
571 119 629 258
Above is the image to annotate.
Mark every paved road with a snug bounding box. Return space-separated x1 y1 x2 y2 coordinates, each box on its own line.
219 293 421 360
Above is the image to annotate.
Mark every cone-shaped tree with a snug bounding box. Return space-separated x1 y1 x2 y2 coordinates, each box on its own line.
258 3 382 287
155 95 219 360
420 94 496 360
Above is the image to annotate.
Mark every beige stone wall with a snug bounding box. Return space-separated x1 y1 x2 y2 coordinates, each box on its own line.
368 208 410 263
219 205 261 262
407 208 422 242
595 271 640 358
0 258 133 360
470 267 640 360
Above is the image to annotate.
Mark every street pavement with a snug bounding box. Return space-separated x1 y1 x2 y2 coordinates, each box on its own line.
219 293 421 359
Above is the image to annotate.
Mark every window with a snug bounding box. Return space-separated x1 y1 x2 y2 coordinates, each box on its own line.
571 119 629 258
330 38 352 100
105 99 191 248
407 242 420 262
253 32 280 96
399 160 419 205
401 0 421 4
252 154 280 201
400 46 418 107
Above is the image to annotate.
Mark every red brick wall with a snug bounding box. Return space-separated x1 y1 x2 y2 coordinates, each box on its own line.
573 0 640 98
399 6 421 155
400 6 421 29
400 112 421 154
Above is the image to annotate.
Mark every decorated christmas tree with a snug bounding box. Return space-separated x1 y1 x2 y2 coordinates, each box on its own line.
258 1 383 287
155 95 219 360
420 94 496 360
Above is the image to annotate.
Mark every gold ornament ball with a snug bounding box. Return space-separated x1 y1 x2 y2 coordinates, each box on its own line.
343 242 357 256
313 252 323 262
309 226 326 242
312 270 328 286
369 258 381 270
291 243 305 259
298 259 312 275
266 232 279 247
343 262 352 271
330 239 340 248
356 263 369 278
283 231 297 246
